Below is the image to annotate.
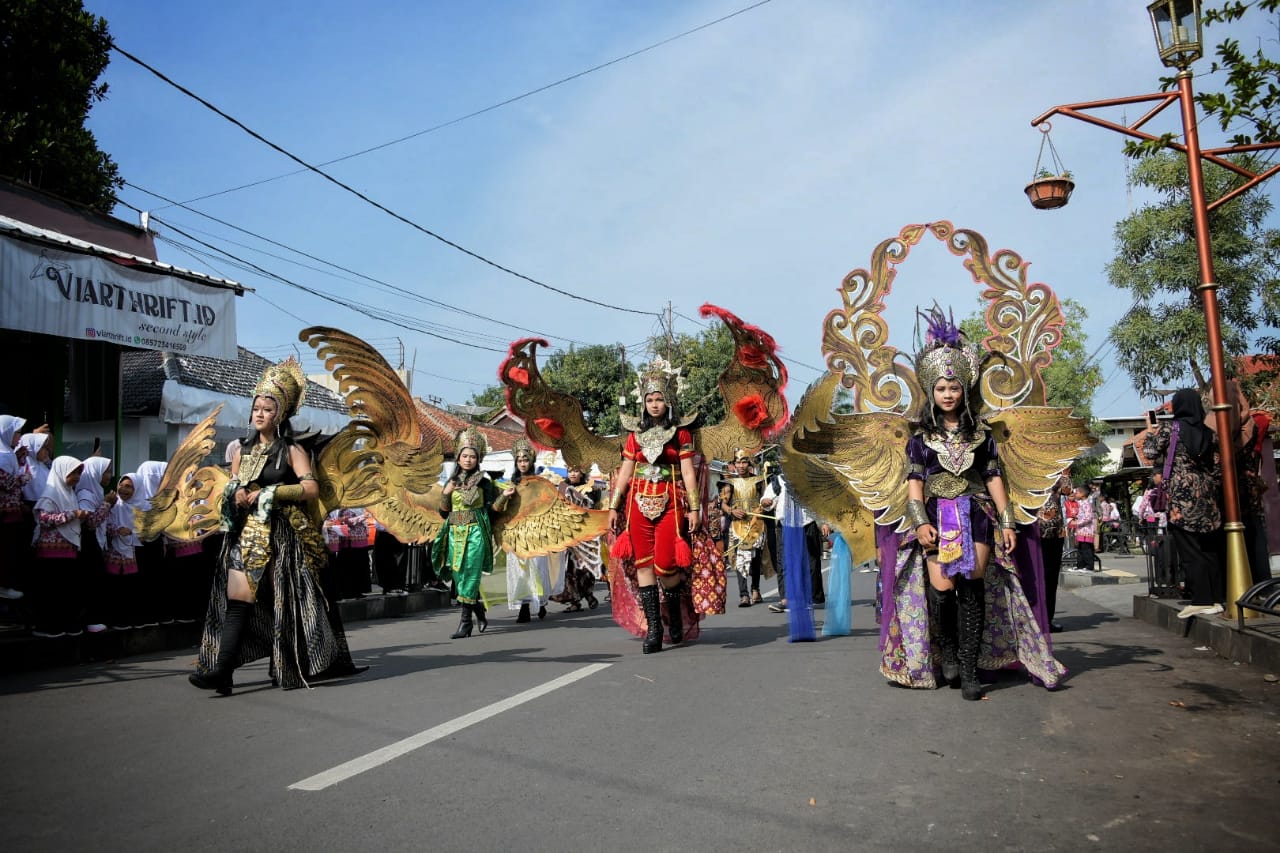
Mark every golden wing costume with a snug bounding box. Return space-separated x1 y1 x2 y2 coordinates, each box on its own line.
779 222 1094 540
779 221 1095 692
301 326 446 544
134 407 229 543
493 475 610 559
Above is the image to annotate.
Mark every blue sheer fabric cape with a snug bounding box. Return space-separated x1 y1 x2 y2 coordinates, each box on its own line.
783 495 816 642
822 534 852 636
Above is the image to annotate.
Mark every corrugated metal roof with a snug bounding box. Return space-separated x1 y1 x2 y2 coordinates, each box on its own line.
0 214 248 293
122 347 347 415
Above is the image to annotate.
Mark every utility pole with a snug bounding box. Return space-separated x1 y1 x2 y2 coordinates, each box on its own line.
665 301 674 361
618 344 628 409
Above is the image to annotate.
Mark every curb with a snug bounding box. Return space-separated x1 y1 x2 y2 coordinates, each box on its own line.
1132 595 1280 674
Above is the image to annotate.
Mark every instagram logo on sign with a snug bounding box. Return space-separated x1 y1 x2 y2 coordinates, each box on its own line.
85 328 96 338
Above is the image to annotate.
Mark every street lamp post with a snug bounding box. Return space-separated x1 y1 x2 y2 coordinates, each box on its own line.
1031 0 1280 619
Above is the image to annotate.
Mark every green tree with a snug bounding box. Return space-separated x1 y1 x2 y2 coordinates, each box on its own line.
465 384 506 412
1106 152 1280 396
542 343 630 436
0 0 122 212
1199 0 1280 145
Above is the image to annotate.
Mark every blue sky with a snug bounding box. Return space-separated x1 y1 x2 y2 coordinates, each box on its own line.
83 0 1276 417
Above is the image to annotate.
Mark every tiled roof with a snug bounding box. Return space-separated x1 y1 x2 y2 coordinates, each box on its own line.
413 398 520 456
121 347 347 415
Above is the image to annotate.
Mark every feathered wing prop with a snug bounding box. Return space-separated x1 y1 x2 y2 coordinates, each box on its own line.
134 406 229 542
493 475 611 559
695 303 790 461
987 406 1096 523
777 373 893 564
498 337 625 473
300 326 446 544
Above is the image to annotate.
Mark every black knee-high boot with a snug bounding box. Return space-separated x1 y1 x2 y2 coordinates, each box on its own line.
451 603 473 639
189 599 251 696
664 581 685 645
926 585 960 688
956 576 985 701
473 600 487 634
639 585 662 654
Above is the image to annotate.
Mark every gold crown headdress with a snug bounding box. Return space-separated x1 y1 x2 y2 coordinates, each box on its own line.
732 447 752 462
512 436 534 463
455 426 487 461
252 357 306 420
915 307 980 393
631 356 685 404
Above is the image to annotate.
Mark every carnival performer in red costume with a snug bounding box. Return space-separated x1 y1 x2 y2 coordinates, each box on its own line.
498 304 790 655
608 359 702 653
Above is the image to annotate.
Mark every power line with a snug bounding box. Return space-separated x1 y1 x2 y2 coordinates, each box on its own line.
141 218 507 352
162 0 777 209
110 44 660 318
125 181 592 347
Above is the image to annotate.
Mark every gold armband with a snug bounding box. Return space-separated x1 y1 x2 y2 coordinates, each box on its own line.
906 498 929 531
492 491 511 512
999 503 1017 530
275 483 306 502
609 490 627 511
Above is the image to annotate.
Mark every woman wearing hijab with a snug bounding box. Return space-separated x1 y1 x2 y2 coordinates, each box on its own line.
129 461 166 628
1143 388 1223 619
75 456 117 633
31 456 89 637
0 414 31 600
105 473 144 630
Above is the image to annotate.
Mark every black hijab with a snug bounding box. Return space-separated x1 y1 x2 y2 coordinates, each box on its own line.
1170 388 1213 459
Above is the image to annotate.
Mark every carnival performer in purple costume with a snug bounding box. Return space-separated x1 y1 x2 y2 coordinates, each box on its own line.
905 315 1019 700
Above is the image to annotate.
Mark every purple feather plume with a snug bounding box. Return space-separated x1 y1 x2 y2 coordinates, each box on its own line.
920 304 963 347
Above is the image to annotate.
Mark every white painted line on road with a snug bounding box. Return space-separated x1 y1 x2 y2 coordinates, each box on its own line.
289 662 612 792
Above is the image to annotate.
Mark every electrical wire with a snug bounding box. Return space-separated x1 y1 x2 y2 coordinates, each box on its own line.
110 43 660 317
160 0 776 209
125 181 593 347
146 224 506 352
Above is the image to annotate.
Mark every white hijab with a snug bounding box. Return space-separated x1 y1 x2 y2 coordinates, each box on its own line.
132 460 167 511
35 456 83 548
0 415 26 477
109 473 141 556
77 456 112 549
20 433 49 502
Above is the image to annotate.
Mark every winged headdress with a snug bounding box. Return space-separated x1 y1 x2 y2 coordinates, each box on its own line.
779 222 1096 562
136 327 607 559
498 303 789 474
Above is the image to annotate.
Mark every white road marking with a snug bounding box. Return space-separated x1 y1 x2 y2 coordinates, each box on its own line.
289 662 611 791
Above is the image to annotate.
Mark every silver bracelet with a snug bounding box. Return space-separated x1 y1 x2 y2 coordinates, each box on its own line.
906 498 929 531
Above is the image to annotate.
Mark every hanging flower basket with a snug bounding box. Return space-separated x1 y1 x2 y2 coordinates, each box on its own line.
1025 174 1074 210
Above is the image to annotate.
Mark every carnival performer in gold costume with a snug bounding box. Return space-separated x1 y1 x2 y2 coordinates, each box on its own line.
186 357 363 694
722 448 767 607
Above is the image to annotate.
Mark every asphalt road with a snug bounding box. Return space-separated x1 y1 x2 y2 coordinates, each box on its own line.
3 565 1278 853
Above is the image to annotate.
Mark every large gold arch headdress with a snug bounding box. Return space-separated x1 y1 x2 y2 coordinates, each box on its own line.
782 221 1094 561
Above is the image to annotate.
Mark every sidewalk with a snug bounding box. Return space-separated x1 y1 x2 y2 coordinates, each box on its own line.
1069 551 1280 674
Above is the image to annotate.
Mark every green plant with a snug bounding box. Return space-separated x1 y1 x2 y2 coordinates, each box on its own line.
1035 168 1072 180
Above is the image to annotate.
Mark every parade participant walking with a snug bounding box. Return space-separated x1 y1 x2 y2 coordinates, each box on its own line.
550 463 602 611
501 438 564 622
609 359 703 653
723 449 767 607
188 358 363 694
432 427 501 639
